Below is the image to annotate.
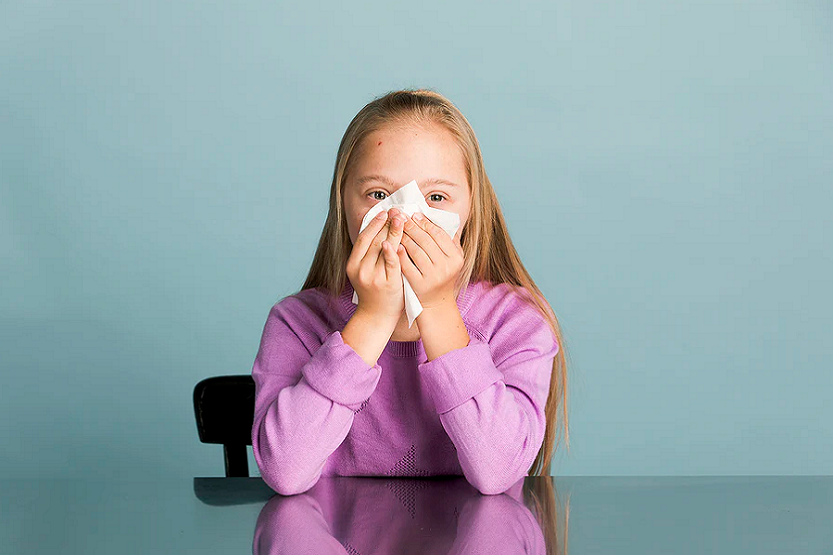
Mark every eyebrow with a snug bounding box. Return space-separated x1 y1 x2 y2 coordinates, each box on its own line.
355 174 462 190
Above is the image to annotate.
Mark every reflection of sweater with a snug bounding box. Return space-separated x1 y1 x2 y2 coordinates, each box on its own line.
251 278 559 496
253 476 547 555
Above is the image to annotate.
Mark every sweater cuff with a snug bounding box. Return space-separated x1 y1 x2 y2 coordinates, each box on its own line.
418 335 503 414
301 330 382 410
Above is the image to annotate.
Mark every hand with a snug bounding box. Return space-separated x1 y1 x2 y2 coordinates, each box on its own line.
399 212 464 310
346 208 408 324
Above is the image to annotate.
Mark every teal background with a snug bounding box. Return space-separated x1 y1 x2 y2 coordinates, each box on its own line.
1 0 830 479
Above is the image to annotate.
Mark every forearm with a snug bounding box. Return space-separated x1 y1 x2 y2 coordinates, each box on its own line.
252 325 384 496
253 375 355 495
416 324 556 495
416 300 470 361
342 308 396 366
254 488 349 553
438 384 543 494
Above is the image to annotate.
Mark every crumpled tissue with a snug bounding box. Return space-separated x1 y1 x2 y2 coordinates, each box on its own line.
352 179 461 328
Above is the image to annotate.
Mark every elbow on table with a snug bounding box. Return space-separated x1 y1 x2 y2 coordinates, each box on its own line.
462 437 539 495
262 467 321 496
466 466 527 495
252 437 321 496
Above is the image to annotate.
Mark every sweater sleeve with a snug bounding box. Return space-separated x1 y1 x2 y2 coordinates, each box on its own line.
253 488 349 555
417 301 559 495
446 485 547 555
251 301 383 496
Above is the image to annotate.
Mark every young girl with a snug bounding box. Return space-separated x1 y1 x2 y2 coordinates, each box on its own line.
251 88 569 496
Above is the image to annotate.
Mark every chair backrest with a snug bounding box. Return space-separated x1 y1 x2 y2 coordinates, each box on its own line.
193 375 256 477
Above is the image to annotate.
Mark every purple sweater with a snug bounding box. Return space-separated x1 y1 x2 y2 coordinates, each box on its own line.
251 279 559 496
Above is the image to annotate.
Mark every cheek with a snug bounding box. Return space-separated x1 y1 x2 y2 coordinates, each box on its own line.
348 215 362 245
343 196 364 242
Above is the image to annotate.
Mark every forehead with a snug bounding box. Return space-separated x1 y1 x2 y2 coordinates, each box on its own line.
349 124 467 189
355 173 463 190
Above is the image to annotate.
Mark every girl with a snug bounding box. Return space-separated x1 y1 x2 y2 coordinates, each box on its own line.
251 88 569 496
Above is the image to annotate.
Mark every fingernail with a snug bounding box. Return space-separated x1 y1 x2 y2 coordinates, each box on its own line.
375 211 387 220
413 212 424 221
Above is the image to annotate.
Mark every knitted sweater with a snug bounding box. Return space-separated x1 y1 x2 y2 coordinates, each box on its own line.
251 278 559 496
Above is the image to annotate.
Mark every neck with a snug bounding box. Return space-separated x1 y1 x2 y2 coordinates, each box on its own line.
390 310 421 341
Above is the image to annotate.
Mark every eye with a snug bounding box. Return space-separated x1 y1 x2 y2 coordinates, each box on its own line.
369 191 446 202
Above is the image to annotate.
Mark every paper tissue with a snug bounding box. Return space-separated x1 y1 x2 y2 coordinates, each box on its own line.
352 179 461 328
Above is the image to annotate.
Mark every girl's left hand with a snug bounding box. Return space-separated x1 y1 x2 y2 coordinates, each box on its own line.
399 212 464 310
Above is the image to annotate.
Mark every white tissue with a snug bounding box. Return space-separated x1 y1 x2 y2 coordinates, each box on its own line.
352 179 461 328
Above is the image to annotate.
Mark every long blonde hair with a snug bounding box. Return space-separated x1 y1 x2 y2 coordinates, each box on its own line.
300 88 570 475
524 477 570 555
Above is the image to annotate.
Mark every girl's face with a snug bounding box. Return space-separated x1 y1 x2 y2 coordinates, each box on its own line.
343 122 471 246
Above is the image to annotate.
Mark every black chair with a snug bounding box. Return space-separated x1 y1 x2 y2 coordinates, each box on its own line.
193 375 256 477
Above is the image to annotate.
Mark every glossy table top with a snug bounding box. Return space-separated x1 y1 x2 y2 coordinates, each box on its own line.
2 475 831 554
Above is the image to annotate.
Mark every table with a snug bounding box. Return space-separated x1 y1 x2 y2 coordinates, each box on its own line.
2 476 830 553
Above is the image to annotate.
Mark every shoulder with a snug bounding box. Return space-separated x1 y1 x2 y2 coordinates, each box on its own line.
260 287 343 353
464 280 545 327
464 281 559 362
268 286 341 324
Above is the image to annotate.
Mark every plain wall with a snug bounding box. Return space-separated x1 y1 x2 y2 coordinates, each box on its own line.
1 0 830 479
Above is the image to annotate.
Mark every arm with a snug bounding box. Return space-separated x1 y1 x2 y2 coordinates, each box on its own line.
253 490 349 555
251 301 384 496
416 300 559 495
447 487 547 555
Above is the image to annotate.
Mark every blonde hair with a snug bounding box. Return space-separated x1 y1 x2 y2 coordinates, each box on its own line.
300 88 570 475
524 478 570 555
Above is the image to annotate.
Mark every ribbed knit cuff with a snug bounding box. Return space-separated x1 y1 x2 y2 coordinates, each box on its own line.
418 335 503 414
301 330 382 410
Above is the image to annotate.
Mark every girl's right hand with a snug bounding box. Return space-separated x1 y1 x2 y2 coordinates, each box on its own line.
346 208 408 325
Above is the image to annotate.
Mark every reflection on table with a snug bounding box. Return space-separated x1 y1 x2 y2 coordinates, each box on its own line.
251 475 568 555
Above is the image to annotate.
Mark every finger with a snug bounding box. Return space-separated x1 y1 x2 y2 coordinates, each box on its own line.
374 212 404 271
353 210 389 262
402 215 441 263
381 240 402 281
412 214 457 258
363 216 392 267
384 210 407 251
400 234 429 277
375 225 393 272
452 227 464 249
397 241 420 280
